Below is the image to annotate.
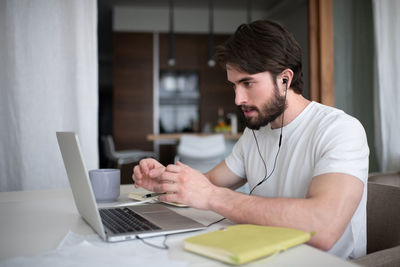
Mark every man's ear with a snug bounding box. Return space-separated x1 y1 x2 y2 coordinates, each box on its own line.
279 68 294 90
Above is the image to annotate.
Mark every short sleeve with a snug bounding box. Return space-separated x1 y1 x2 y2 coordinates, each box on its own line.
313 114 369 183
225 129 252 179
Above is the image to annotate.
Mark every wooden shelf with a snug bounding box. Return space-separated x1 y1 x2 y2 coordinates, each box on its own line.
147 133 242 141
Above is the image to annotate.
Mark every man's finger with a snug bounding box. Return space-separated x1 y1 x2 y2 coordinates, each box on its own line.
165 164 181 173
139 159 150 175
158 193 180 204
160 172 178 183
157 182 178 194
133 165 142 179
149 166 165 178
175 161 187 167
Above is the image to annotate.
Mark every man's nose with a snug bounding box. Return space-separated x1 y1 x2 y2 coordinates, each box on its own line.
234 87 247 106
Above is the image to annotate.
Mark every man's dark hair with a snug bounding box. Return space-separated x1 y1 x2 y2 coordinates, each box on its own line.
215 20 304 94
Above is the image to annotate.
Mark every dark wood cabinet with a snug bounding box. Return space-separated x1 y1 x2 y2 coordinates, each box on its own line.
113 33 154 151
112 32 243 166
159 33 240 132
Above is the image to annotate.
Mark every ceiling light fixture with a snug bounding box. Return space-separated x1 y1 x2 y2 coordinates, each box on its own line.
208 0 215 67
247 0 252 23
168 0 176 66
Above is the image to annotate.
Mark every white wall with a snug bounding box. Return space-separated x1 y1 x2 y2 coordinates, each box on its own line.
114 6 268 33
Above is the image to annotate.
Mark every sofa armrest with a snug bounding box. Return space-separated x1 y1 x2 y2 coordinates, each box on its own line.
351 246 400 267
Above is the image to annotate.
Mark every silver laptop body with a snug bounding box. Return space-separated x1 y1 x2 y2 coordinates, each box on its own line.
56 132 205 242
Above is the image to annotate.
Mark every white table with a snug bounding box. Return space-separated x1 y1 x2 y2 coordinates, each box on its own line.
0 185 358 266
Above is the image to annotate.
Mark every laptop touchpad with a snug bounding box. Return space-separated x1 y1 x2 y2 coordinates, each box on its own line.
144 210 193 228
131 204 194 228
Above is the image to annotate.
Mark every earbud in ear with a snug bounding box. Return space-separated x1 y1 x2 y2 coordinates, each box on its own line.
283 78 288 84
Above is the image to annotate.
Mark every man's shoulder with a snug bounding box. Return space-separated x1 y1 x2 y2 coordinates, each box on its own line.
308 102 364 131
296 102 368 152
308 102 345 119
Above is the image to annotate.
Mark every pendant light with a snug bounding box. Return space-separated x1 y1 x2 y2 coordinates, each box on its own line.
208 0 215 67
247 0 252 23
168 0 176 66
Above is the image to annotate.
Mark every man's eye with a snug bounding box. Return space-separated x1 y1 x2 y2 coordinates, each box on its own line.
244 82 253 87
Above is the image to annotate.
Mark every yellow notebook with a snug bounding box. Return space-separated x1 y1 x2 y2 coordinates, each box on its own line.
184 224 311 265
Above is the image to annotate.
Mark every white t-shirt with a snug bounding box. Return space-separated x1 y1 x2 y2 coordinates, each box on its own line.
225 101 369 259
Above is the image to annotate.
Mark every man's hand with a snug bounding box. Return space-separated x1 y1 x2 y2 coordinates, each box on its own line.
155 161 217 209
132 158 165 192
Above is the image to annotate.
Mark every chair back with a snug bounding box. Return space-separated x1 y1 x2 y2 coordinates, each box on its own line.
101 135 117 160
367 182 400 253
369 172 400 187
177 134 226 173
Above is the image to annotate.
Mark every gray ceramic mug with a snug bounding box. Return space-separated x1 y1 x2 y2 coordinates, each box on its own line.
89 169 120 202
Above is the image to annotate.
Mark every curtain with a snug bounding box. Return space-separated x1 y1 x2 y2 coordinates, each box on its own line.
372 0 400 172
0 0 98 191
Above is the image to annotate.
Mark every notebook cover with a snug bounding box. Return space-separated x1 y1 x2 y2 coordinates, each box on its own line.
128 191 188 207
184 224 311 265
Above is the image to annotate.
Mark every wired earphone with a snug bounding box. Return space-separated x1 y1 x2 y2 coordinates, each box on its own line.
139 78 289 250
249 77 289 195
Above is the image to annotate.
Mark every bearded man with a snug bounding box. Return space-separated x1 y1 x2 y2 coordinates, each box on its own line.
132 20 369 259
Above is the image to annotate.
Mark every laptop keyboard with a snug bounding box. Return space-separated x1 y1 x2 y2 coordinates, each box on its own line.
99 208 161 234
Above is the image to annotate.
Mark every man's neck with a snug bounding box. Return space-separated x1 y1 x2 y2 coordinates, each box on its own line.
270 92 311 129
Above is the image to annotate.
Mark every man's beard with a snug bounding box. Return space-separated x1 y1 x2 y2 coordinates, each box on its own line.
239 85 286 130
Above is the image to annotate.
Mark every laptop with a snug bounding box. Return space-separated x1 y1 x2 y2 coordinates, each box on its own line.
56 132 206 242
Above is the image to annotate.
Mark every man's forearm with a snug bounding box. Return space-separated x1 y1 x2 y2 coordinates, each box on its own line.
204 161 245 188
208 187 341 251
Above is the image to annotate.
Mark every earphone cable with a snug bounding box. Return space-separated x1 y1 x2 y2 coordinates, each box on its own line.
207 217 226 227
251 129 268 192
249 136 281 195
136 234 170 250
137 217 227 250
138 81 288 249
249 81 288 195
